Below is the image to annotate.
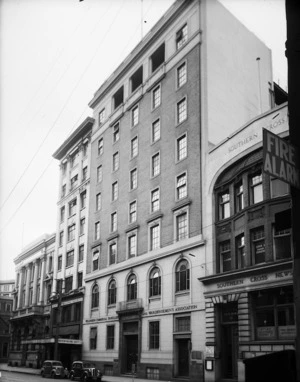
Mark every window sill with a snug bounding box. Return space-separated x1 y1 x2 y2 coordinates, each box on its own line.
175 290 190 297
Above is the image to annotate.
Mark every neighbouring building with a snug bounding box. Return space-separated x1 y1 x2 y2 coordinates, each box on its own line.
0 280 14 363
200 102 294 382
51 117 94 368
0 280 15 298
78 0 274 381
9 234 55 368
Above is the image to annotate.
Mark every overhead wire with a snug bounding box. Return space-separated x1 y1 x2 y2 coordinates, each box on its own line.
0 0 125 213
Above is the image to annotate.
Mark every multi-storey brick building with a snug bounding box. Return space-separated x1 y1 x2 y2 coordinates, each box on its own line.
200 102 294 382
9 233 55 368
77 0 274 381
51 117 94 367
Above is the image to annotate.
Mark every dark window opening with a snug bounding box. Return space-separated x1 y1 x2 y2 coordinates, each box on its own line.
131 66 143 92
151 43 165 73
113 86 124 110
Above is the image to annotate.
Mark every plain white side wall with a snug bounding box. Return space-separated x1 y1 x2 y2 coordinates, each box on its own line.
204 0 273 144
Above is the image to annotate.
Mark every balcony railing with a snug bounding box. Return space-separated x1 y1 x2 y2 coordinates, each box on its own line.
12 305 49 319
116 298 143 312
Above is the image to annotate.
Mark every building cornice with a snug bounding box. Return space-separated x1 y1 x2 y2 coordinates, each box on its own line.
52 116 94 160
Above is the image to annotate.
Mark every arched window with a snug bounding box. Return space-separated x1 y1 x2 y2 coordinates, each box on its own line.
175 260 190 292
108 279 117 306
91 284 99 308
127 274 137 301
149 267 161 297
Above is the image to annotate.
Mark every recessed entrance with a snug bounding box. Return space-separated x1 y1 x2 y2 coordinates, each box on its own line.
125 335 138 373
220 302 238 380
177 339 189 377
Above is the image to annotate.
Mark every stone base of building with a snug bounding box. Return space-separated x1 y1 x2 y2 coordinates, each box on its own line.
93 360 204 382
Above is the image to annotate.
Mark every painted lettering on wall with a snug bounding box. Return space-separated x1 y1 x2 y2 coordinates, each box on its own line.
228 133 258 152
217 279 244 288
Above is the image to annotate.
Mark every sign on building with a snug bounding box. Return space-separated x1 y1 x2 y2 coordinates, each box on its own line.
263 128 300 189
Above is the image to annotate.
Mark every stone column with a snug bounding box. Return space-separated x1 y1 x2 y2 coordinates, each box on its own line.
32 260 39 305
39 257 46 304
24 264 32 307
17 268 24 309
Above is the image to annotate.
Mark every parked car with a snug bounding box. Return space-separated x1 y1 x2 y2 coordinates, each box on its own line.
41 360 68 379
69 361 102 381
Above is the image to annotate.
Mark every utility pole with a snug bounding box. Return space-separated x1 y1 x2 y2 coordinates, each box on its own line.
285 1 300 381
54 292 62 360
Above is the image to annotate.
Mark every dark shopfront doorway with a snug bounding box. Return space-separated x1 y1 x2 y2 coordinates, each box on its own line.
220 303 238 380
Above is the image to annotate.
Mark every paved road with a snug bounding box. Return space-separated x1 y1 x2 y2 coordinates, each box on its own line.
0 371 44 381
0 371 143 382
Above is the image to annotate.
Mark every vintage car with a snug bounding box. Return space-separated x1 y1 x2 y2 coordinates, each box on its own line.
41 360 68 378
69 361 102 381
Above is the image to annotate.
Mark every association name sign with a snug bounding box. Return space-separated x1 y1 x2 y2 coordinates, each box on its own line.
263 128 300 189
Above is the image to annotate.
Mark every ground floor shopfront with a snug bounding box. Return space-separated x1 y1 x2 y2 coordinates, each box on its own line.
200 261 295 382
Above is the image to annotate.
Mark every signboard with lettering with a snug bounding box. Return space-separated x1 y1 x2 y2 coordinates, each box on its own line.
263 128 300 189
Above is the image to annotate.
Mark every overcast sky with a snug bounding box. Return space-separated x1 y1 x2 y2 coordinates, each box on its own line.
0 0 287 280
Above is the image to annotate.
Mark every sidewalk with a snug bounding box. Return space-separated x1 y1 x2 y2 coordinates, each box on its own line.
0 363 157 382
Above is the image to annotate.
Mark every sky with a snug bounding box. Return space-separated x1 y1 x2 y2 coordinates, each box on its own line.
0 0 287 281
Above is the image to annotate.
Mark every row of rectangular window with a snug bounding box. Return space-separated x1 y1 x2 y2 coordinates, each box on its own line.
92 209 189 268
90 314 190 351
218 226 291 273
61 166 88 198
57 245 84 272
218 172 289 220
55 274 83 294
97 97 187 160
98 27 188 125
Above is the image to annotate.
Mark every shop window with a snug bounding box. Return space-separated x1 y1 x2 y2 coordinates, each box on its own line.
130 66 143 93
108 279 116 306
146 368 159 380
273 227 291 260
150 43 165 73
91 284 99 309
219 191 230 220
149 267 161 297
251 227 265 264
175 260 190 292
127 274 137 301
250 172 263 204
149 321 160 349
253 287 295 340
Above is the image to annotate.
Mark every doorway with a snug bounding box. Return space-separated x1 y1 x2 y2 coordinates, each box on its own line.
177 339 189 377
125 335 138 373
221 324 238 379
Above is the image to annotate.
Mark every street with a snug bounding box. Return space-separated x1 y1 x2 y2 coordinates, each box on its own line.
0 371 44 381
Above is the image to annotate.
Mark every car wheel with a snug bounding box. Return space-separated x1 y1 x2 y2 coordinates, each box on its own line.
70 374 74 381
42 372 45 378
83 375 88 382
51 372 56 379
